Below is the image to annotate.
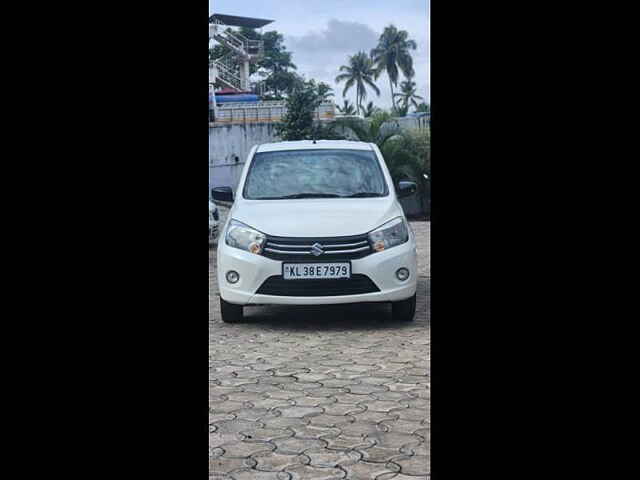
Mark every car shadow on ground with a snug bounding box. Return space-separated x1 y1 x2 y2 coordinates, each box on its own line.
229 277 430 332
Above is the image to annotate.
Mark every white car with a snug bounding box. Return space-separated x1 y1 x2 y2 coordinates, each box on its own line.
214 140 418 323
209 200 219 245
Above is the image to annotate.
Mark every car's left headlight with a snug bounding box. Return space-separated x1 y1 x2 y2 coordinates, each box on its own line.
368 217 409 252
225 219 266 255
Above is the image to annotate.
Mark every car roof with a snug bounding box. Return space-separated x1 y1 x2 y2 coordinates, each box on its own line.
256 140 373 153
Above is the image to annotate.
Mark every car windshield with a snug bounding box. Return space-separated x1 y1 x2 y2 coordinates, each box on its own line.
243 149 388 200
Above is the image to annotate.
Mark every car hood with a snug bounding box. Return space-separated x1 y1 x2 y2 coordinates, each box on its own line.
231 197 401 237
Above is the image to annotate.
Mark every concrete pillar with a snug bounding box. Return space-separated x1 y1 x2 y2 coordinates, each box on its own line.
240 59 250 91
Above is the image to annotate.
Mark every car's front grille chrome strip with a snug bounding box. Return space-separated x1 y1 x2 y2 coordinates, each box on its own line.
264 246 370 255
267 240 369 249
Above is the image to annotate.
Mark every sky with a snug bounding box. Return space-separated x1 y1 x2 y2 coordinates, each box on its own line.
210 0 430 109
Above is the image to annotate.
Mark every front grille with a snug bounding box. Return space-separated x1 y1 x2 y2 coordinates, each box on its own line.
262 233 372 261
256 274 380 297
212 209 219 221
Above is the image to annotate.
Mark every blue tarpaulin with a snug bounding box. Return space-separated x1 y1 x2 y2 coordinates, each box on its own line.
215 94 260 104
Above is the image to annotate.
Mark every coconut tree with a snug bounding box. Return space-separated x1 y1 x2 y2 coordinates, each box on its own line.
361 101 381 118
335 51 380 116
370 25 417 110
393 79 424 112
415 102 430 114
336 99 356 115
336 112 430 214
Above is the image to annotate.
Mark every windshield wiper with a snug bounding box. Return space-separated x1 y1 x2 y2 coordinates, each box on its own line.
343 192 384 198
254 193 343 200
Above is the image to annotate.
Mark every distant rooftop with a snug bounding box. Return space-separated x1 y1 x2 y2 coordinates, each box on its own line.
209 13 274 29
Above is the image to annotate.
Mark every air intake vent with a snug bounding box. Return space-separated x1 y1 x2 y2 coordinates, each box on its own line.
256 274 380 297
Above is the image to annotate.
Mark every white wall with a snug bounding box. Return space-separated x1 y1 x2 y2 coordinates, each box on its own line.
209 122 280 191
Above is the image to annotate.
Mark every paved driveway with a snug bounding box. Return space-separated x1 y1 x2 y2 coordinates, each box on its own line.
209 216 430 479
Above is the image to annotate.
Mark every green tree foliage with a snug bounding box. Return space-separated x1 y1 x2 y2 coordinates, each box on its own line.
275 80 345 141
335 113 430 212
370 25 417 110
415 102 430 114
259 31 297 98
393 79 424 112
362 101 381 118
336 99 356 115
335 51 380 116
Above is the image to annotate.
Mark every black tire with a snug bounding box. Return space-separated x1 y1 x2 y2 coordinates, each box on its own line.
392 294 416 322
220 297 243 323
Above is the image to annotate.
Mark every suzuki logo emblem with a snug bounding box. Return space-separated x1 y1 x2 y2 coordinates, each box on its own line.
311 243 324 256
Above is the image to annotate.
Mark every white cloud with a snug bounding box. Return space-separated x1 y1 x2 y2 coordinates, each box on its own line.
284 19 429 109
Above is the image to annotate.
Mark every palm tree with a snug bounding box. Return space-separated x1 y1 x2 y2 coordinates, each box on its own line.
393 79 424 112
335 111 400 148
335 51 380 116
361 101 381 118
336 99 356 115
415 102 430 114
316 82 334 103
335 113 429 213
370 25 417 110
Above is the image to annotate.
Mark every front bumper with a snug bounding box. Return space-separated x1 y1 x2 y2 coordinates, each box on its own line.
217 236 417 306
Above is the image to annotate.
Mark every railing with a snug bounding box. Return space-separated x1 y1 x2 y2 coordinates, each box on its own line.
212 18 264 58
211 101 336 125
211 62 241 90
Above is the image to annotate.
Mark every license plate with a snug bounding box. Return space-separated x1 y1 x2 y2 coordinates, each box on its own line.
283 262 351 280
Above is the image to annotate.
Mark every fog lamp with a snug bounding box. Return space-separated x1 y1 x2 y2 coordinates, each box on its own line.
226 270 240 284
396 268 410 281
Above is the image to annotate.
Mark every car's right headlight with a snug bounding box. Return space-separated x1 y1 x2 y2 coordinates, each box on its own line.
225 219 267 255
368 217 409 252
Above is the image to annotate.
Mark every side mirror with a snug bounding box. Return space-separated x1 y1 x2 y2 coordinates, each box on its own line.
397 181 417 199
212 186 234 202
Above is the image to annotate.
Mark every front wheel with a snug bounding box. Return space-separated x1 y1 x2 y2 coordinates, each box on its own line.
392 294 416 322
220 297 243 323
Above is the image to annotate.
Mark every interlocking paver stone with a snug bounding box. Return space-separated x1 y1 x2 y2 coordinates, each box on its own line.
346 384 389 395
340 461 400 480
287 424 341 440
209 457 256 474
324 435 375 451
380 418 424 434
291 396 336 407
214 419 264 434
304 448 362 467
253 453 309 472
210 219 430 478
365 432 422 449
356 445 406 464
360 399 409 413
220 441 276 458
394 455 430 476
286 464 346 480
275 406 324 418
273 437 327 455
239 427 293 442
261 417 309 430
308 413 356 428
230 471 292 480
351 410 398 424
339 422 386 438
321 403 366 416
